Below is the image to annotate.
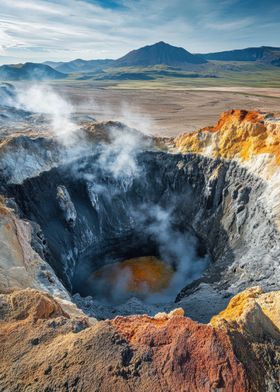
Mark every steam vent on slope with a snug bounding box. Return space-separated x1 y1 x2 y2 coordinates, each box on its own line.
0 86 280 391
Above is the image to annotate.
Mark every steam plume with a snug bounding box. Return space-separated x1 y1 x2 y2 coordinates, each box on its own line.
15 84 78 144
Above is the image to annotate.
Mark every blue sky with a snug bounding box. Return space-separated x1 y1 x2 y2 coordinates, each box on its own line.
0 0 279 64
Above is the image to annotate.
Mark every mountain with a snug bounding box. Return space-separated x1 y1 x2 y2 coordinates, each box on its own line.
44 59 113 73
41 42 207 73
114 41 207 67
44 61 64 69
0 62 67 81
200 46 280 65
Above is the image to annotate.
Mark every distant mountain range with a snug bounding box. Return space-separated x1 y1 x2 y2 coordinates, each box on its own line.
44 59 113 74
44 42 207 74
45 43 280 74
0 62 66 81
200 46 280 66
0 42 279 81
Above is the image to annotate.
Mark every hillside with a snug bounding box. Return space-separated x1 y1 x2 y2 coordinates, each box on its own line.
201 46 280 65
114 41 207 67
0 62 66 81
45 59 113 73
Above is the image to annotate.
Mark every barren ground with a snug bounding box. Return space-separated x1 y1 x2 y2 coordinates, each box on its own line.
53 84 280 137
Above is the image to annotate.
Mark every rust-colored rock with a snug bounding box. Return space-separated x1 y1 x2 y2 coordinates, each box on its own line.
0 288 259 392
111 314 250 392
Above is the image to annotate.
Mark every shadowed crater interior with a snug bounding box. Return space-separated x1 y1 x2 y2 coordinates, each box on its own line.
6 146 278 319
6 151 213 304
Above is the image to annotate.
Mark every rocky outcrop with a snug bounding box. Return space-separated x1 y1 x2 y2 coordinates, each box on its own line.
175 109 280 164
56 185 77 228
0 197 68 299
176 109 280 232
0 287 279 391
211 287 280 391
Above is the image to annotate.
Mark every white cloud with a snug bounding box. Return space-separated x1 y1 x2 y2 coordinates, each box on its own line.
0 0 278 64
1 0 64 15
206 17 254 31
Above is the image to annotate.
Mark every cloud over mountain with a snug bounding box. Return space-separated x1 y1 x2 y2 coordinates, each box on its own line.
0 0 279 64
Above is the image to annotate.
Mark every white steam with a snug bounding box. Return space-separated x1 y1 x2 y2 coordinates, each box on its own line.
98 126 150 182
79 97 154 136
139 204 208 303
91 203 209 305
15 84 78 144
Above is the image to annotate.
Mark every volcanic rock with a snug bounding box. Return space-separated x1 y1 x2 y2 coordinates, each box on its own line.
0 288 279 391
0 110 279 390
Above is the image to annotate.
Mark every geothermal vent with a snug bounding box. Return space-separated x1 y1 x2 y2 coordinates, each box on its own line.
1 109 280 321
6 133 212 319
0 90 279 391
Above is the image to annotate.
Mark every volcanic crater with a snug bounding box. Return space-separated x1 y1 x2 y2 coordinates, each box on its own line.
6 148 212 313
1 110 279 322
1 103 280 391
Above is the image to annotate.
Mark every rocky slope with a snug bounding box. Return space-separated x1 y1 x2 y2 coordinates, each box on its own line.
175 109 280 227
0 287 279 391
0 109 279 390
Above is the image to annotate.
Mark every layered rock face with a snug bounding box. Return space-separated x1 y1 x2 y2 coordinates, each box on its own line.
0 109 280 390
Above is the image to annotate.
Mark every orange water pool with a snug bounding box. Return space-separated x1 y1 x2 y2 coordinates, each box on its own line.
93 256 174 294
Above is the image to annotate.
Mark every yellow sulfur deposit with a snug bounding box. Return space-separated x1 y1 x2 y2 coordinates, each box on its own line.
175 109 280 164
